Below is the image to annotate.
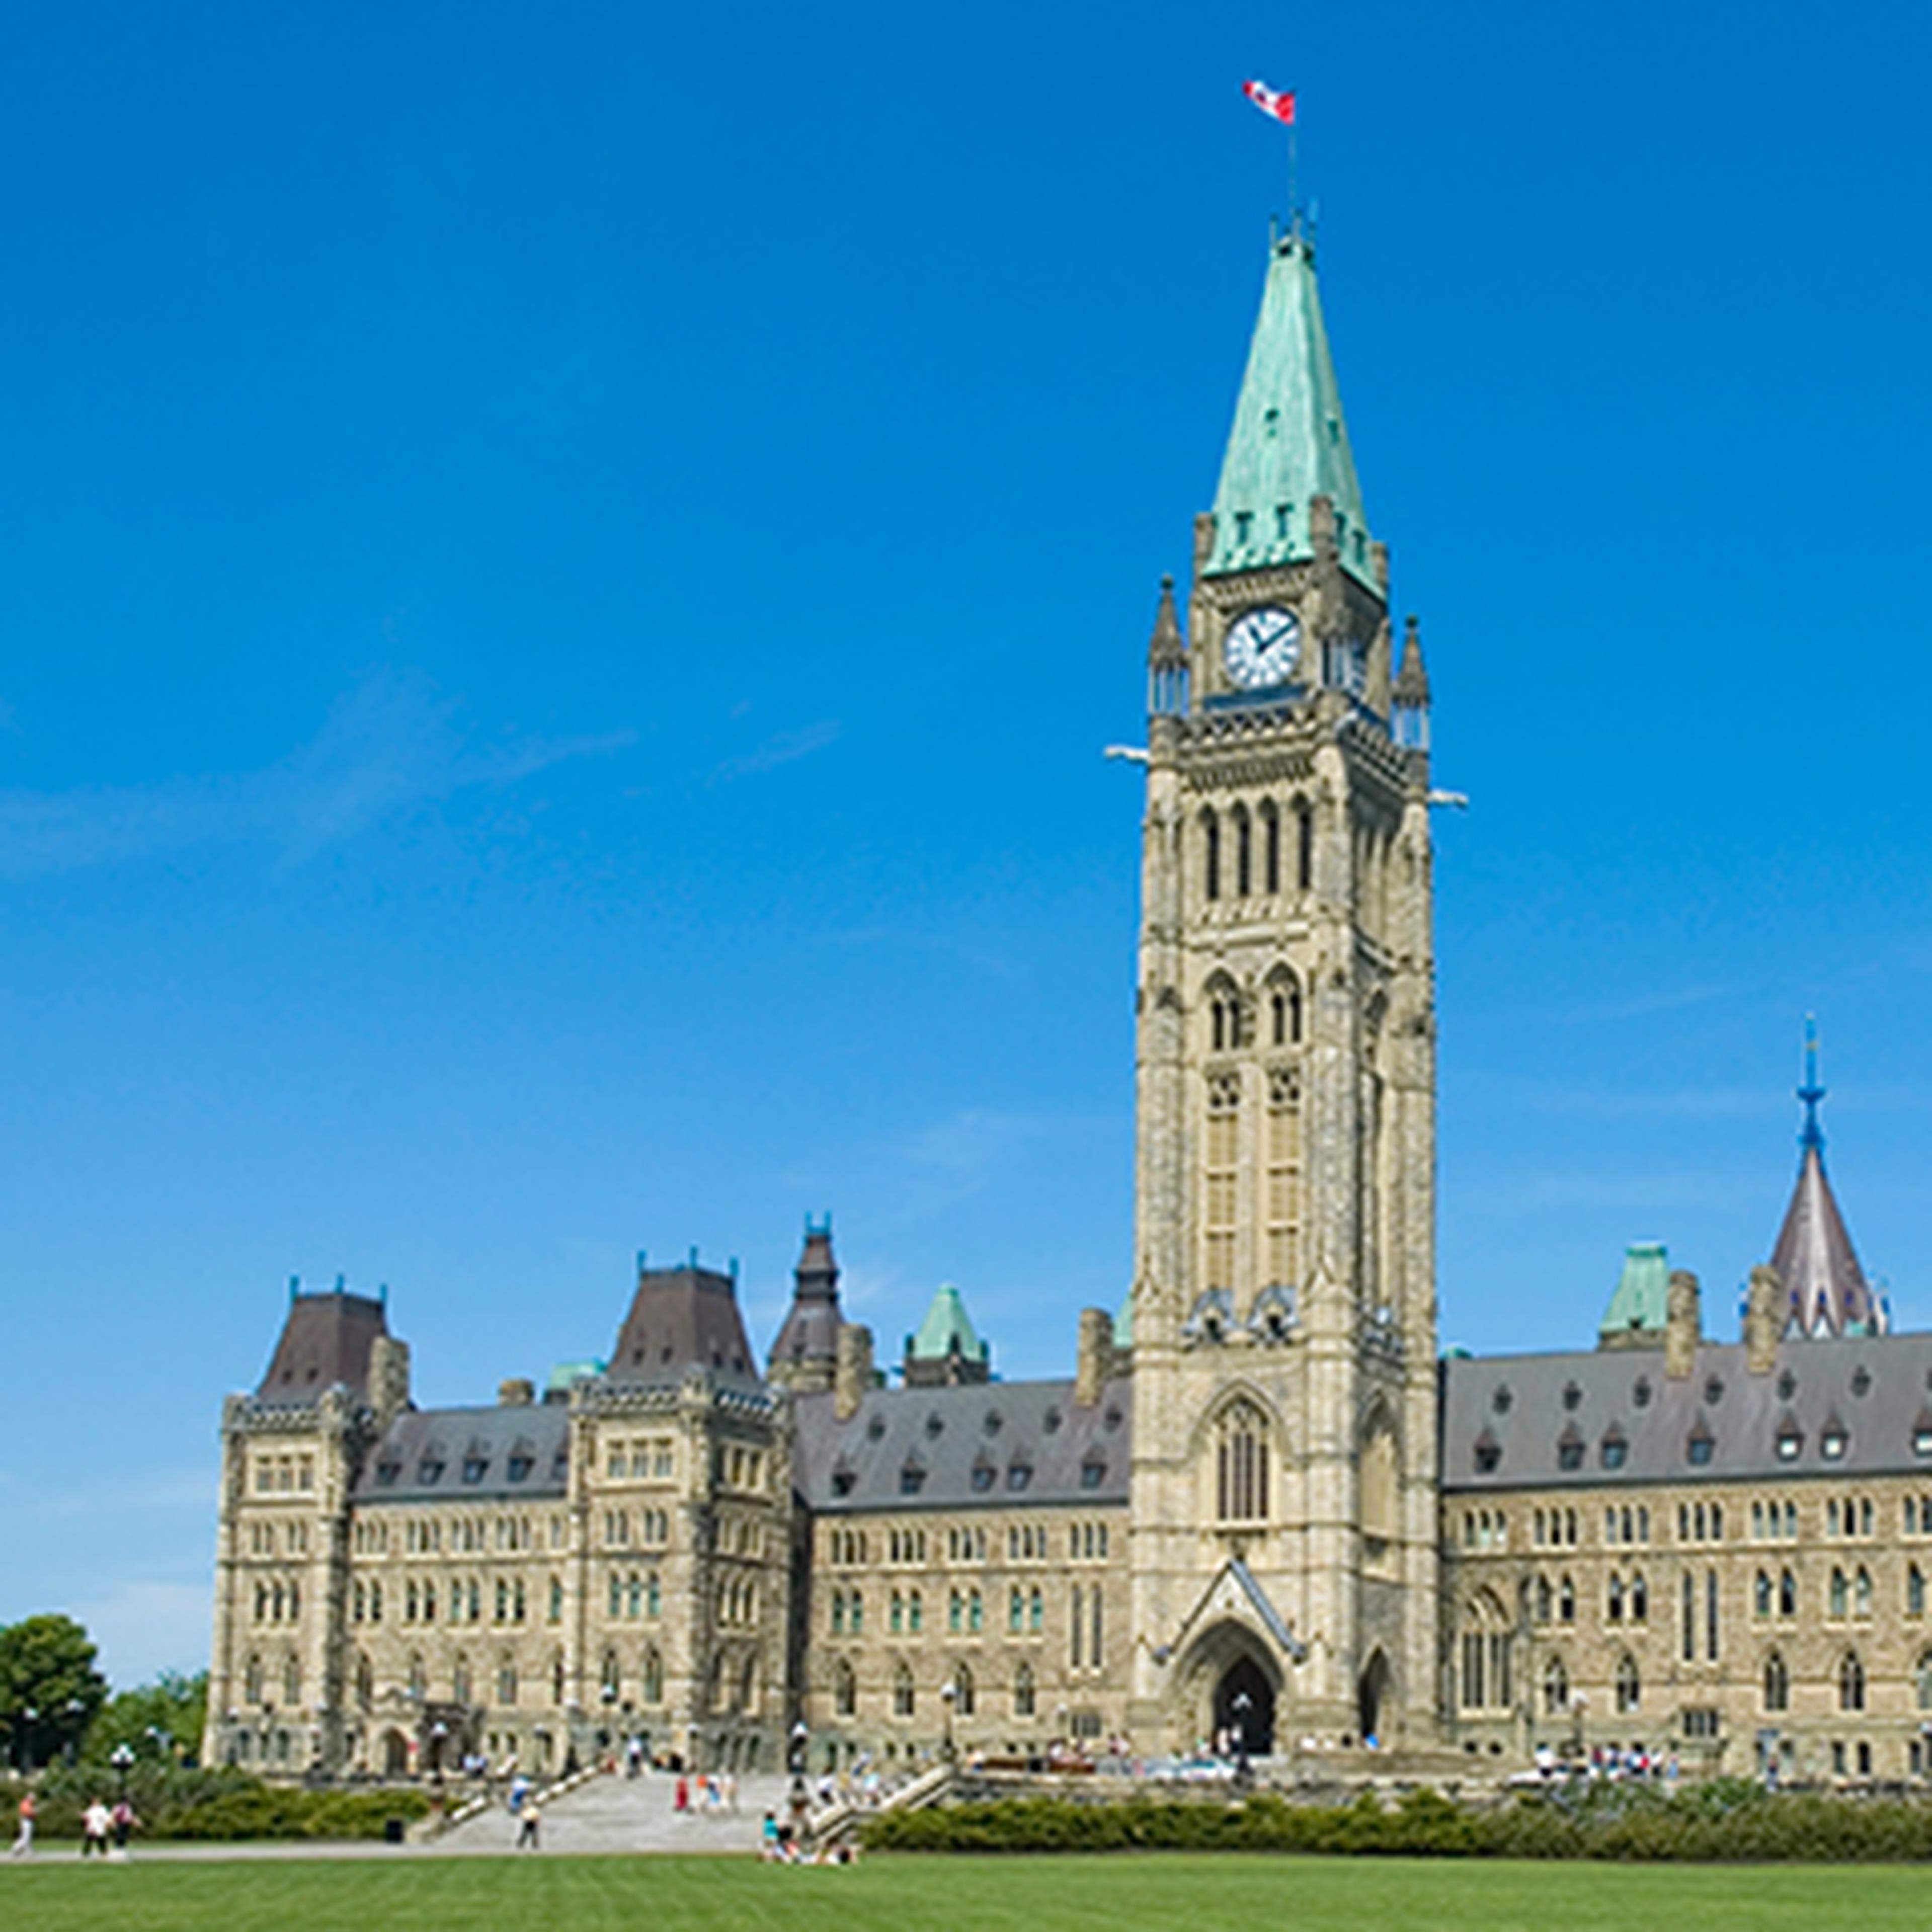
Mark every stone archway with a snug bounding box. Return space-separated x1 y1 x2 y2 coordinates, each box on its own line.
381 1729 411 1778
1357 1648 1392 1745
1214 1654 1276 1756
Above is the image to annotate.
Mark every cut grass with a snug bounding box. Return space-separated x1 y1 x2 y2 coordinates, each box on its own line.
2 1851 1927 1932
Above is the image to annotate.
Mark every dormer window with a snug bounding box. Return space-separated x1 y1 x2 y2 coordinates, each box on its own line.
1473 1429 1500 1475
1686 1429 1715 1468
866 1415 886 1442
1008 1460 1033 1493
1080 1457 1106 1491
462 1456 489 1484
1777 1430 1804 1462
507 1455 533 1483
1633 1377 1652 1408
418 1459 444 1485
1704 1376 1726 1406
1821 1429 1848 1462
375 1461 400 1488
899 1456 926 1497
1562 1382 1582 1412
1852 1366 1873 1399
1778 1370 1798 1401
1233 510 1253 546
1557 1425 1584 1473
971 1459 995 1494
1601 1428 1628 1471
1914 1427 1932 1460
1274 503 1291 539
1492 1384 1513 1415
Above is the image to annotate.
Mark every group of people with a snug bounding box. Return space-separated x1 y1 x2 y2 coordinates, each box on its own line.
670 1770 739 1815
9 1793 139 1861
758 1810 859 1865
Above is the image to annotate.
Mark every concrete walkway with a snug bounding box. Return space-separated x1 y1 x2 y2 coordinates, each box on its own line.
437 1769 792 1856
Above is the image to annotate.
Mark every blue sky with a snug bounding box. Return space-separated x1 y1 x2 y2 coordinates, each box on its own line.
4 1 1931 1684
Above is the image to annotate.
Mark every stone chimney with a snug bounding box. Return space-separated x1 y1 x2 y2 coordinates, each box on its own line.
368 1333 412 1432
1744 1265 1783 1375
834 1324 874 1422
498 1377 535 1407
1664 1270 1702 1380
1076 1308 1114 1408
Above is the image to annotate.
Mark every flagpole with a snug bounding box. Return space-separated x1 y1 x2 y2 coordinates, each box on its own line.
1288 121 1299 240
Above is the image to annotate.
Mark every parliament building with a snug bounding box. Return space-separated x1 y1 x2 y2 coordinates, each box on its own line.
204 219 1926 1791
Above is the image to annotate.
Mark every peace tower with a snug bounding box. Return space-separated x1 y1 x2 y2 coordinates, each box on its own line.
1126 220 1441 1750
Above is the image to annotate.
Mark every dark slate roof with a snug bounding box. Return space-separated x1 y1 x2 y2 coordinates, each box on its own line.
256 1291 388 1407
768 1225 844 1371
352 1403 571 1503
1441 1331 1932 1492
792 1377 1132 1512
607 1265 760 1388
1772 1145 1884 1336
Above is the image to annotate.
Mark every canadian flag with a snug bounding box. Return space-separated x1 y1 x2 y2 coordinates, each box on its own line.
1242 79 1296 125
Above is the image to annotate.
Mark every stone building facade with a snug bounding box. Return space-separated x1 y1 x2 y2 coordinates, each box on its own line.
204 220 1926 1785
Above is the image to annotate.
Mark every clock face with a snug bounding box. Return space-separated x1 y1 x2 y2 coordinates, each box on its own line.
1223 605 1301 690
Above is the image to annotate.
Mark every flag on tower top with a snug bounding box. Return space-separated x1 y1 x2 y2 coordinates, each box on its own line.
1242 79 1296 125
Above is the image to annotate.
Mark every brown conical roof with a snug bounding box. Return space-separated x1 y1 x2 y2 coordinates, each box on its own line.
1770 1143 1883 1337
769 1216 844 1372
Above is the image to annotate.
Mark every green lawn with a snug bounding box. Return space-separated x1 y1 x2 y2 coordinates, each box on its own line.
1 1853 1925 1931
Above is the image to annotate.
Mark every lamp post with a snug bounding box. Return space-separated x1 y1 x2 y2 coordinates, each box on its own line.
939 1682 957 1764
788 1721 809 1778
1569 1691 1587 1767
428 1720 448 1788
110 1742 135 1801
1230 1690 1253 1786
17 1707 36 1779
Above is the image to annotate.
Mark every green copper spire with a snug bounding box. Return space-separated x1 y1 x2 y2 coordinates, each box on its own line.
907 1282 987 1367
1598 1242 1670 1347
1206 229 1376 588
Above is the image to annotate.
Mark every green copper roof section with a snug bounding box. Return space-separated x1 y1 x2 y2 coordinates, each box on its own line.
1206 231 1376 588
908 1282 988 1365
1113 1295 1134 1351
1599 1243 1670 1342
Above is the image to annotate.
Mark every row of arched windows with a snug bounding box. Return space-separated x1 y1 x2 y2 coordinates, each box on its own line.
1204 969 1304 1054
830 1658 1038 1721
1200 800 1314 903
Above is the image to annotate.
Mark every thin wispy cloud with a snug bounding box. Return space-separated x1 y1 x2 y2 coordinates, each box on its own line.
0 669 632 878
712 718 839 782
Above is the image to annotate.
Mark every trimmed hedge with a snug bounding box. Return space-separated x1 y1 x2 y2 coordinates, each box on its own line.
7 1765 434 1842
861 1785 1932 1863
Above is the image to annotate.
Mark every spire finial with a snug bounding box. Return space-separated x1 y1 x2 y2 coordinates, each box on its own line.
1798 1013 1826 1156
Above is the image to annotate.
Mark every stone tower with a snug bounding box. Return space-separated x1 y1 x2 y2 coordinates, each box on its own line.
1127 224 1440 1753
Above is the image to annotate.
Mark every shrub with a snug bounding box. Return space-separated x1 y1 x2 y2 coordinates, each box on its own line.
858 1787 1932 1862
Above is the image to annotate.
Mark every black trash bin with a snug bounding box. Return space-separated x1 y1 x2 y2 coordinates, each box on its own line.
383 1817 405 1845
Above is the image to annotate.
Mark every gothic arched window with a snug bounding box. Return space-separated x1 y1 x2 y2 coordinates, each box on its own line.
1542 1654 1568 1716
1295 799 1314 892
642 1644 664 1705
954 1662 976 1717
1202 810 1222 902
1215 1400 1271 1522
1013 1661 1036 1718
497 1656 518 1707
1615 1652 1641 1713
833 1658 856 1717
893 1662 915 1717
1763 1651 1789 1712
1234 806 1252 897
1260 799 1280 895
1840 1650 1866 1712
1267 968 1303 1048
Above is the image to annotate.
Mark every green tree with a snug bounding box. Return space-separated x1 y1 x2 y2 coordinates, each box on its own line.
0 1614 108 1772
85 1670 208 1767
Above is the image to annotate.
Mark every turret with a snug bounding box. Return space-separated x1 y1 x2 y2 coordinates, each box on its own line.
1147 575 1188 717
767 1215 845 1394
1392 614 1431 751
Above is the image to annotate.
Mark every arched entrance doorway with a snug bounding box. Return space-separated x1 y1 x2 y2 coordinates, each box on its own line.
1213 1655 1276 1756
381 1729 411 1777
1357 1649 1391 1745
